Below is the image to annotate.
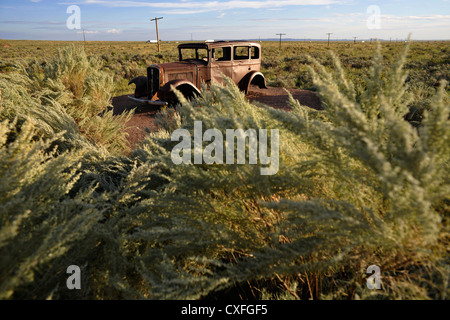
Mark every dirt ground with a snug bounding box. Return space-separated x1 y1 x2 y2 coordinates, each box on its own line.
112 86 322 149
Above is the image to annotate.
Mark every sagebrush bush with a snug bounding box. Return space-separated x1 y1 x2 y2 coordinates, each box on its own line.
119 44 449 299
0 44 133 155
0 42 448 300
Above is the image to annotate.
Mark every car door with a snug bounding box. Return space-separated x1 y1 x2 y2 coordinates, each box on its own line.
195 47 210 87
249 45 261 72
232 45 251 84
210 46 232 85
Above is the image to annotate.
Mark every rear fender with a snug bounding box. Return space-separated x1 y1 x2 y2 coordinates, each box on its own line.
238 71 267 94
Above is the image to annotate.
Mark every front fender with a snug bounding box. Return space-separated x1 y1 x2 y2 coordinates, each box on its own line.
158 80 201 102
128 76 148 98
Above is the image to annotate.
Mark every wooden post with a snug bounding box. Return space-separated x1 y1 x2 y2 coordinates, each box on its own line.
326 33 333 46
276 33 286 49
151 17 163 53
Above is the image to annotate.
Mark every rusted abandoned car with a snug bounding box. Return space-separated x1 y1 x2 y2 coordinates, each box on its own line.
128 41 267 106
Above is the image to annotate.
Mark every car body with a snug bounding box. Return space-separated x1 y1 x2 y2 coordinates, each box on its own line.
128 41 267 106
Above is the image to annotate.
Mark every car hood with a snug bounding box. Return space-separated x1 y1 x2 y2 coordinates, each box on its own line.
157 60 204 71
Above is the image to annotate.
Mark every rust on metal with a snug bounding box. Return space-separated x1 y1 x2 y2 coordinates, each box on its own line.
128 41 267 105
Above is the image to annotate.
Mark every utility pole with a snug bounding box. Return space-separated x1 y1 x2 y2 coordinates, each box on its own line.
276 33 286 49
353 36 357 44
151 17 163 53
326 32 333 46
82 29 86 44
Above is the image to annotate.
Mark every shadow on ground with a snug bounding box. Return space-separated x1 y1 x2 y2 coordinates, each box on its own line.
111 87 322 149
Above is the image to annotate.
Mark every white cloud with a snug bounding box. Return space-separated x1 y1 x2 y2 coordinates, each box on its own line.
250 17 332 22
77 30 99 34
59 0 340 14
106 28 122 34
382 14 450 21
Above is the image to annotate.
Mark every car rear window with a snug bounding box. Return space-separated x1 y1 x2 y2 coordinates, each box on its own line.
251 46 260 59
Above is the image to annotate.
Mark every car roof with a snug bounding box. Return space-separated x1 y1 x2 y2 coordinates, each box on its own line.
178 41 261 49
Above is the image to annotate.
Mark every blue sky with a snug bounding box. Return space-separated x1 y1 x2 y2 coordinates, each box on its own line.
1 0 449 41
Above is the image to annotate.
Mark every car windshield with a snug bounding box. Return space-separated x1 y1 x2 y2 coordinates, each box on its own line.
179 48 208 62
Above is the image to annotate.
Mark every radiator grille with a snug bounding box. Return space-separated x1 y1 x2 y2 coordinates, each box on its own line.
147 66 160 99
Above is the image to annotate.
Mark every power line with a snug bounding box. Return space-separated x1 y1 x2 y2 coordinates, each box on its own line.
151 17 163 53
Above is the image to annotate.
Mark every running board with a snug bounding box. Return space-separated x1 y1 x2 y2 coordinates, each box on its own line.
127 95 168 106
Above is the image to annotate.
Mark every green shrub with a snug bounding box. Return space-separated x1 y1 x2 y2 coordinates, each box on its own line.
119 44 448 299
0 42 448 300
0 45 133 155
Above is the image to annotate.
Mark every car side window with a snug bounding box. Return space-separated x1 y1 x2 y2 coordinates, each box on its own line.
234 46 249 60
197 48 208 61
251 46 260 60
180 48 208 61
213 47 231 62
